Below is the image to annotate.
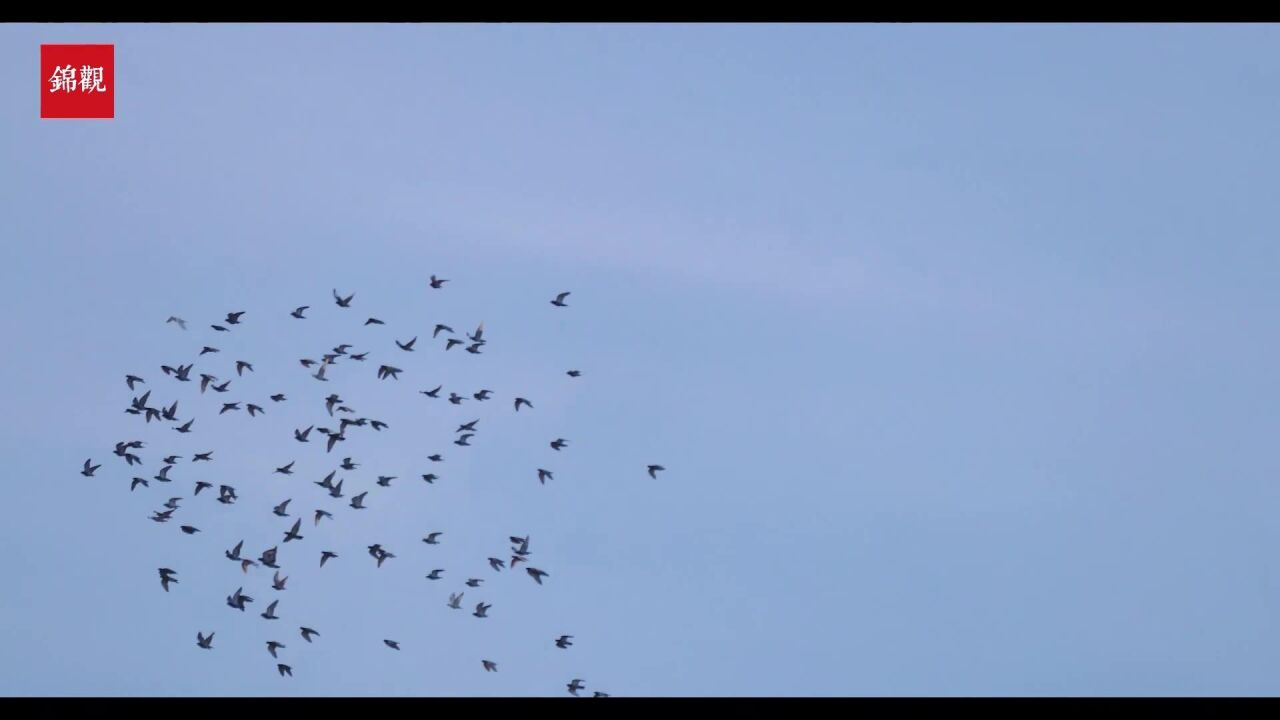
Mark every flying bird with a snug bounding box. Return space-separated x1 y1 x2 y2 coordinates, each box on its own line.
211 324 228 332
457 420 479 433
125 374 145 390
320 551 337 567
473 603 491 618
261 599 280 620
271 393 286 402
551 438 568 451
482 660 498 672
272 572 288 591
300 627 319 643
174 419 194 434
421 385 442 398
384 639 400 650
488 557 505 572
226 587 254 611
447 593 464 609
158 568 178 592
445 338 464 351
647 464 665 479
294 426 312 442
277 663 292 677
364 317 384 326
275 462 294 476
422 532 442 545
350 492 368 510
196 632 214 649
432 324 452 338
527 568 550 585
193 452 213 462
376 475 396 487
396 336 417 351
314 509 332 525
219 402 240 415
273 499 292 517
454 434 474 447
180 525 200 535
166 316 187 330
567 679 585 696
200 346 220 356
247 404 264 417
225 311 245 325
514 397 533 412
429 275 448 289
235 360 253 376
551 291 571 307
473 389 492 401
537 469 553 485
465 578 483 588
556 635 574 649
267 641 285 658
291 306 309 319
283 519 303 543
81 459 100 477
428 454 443 463
333 289 354 307
567 370 581 377
425 569 444 580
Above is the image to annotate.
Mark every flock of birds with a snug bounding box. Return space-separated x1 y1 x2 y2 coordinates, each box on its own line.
83 278 666 696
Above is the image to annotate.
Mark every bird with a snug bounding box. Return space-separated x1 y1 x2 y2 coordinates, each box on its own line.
125 374 145 390
211 325 228 332
225 311 245 325
429 275 448 289
447 593 464 609
425 569 444 580
350 352 369 362
130 477 148 491
593 692 610 698
283 519 303 543
325 394 342 416
514 397 533 412
396 336 417 351
211 380 231 393
527 568 550 585
551 292 571 307
261 599 280 620
647 464 665 479
445 338 464 351
267 641 285 658
277 664 292 677
537 469 553 485
271 393 287 402
482 660 498 672
163 497 182 510
428 454 443 463
219 402 240 415
193 452 213 462
473 389 493 401
457 420 479 433
340 457 358 470
448 392 465 405
421 385 442 398
151 509 174 523
314 509 332 525
291 306 309 319
567 370 581 377
272 571 288 591
320 551 337 567
333 289 354 307
259 547 279 568
294 426 313 442
432 324 452 338
166 316 187 330
364 317 384 326
551 439 568 451
194 481 212 495
275 462 294 475
384 639 400 650
174 419 194 433
488 558 505 572
465 578 483 588
567 679 585 696
158 568 178 592
376 475 396 487
300 627 319 643
273 499 291 517
180 525 200 535
422 532 442 545
225 541 244 562
377 365 402 381
454 434 474 447
465 343 483 354
226 587 254 611
247 404 264 417
164 455 182 465
200 346 220 356
235 360 253 376
421 474 438 484
556 635 574 649
81 459 100 477
196 632 214 649
350 492 368 510
473 603 491 618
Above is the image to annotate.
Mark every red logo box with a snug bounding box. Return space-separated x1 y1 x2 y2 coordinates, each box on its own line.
41 44 114 119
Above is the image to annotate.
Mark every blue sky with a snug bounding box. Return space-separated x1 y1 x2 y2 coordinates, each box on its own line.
2 23 1280 696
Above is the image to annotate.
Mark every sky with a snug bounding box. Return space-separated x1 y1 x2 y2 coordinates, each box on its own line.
2 23 1280 697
